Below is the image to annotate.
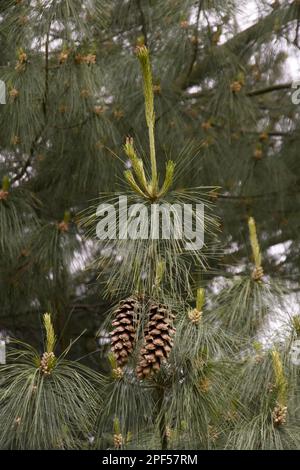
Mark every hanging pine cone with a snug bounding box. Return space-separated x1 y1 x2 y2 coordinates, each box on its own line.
136 302 175 379
110 296 141 366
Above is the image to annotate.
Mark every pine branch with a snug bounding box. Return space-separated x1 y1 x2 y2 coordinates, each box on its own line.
184 82 293 100
185 5 300 87
247 82 292 96
11 143 37 184
53 115 92 130
11 123 47 184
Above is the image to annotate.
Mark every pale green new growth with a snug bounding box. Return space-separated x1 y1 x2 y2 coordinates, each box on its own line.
2 175 10 191
124 169 149 199
157 161 176 198
124 45 176 201
124 137 149 194
113 416 121 435
248 217 262 269
196 288 205 312
272 350 287 406
43 313 56 354
154 259 166 288
136 45 158 195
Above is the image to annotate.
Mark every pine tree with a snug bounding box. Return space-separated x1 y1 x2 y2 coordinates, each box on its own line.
1 0 300 450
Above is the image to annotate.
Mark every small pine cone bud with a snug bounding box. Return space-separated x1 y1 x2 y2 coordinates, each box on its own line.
180 20 189 29
259 132 269 142
230 81 242 93
136 302 175 379
188 308 202 324
93 105 104 115
11 135 20 145
110 296 141 366
201 121 212 131
272 403 287 426
19 51 27 63
0 190 9 201
40 351 55 376
75 54 84 64
153 84 161 94
80 88 91 98
59 51 69 64
57 221 69 232
113 109 124 120
9 88 19 99
252 266 264 281
113 433 123 449
253 148 263 160
112 367 124 379
84 54 96 65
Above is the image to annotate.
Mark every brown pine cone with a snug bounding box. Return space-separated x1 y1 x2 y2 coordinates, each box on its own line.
110 296 141 366
136 302 176 379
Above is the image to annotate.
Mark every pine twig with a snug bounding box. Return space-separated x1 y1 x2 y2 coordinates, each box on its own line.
247 82 292 97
